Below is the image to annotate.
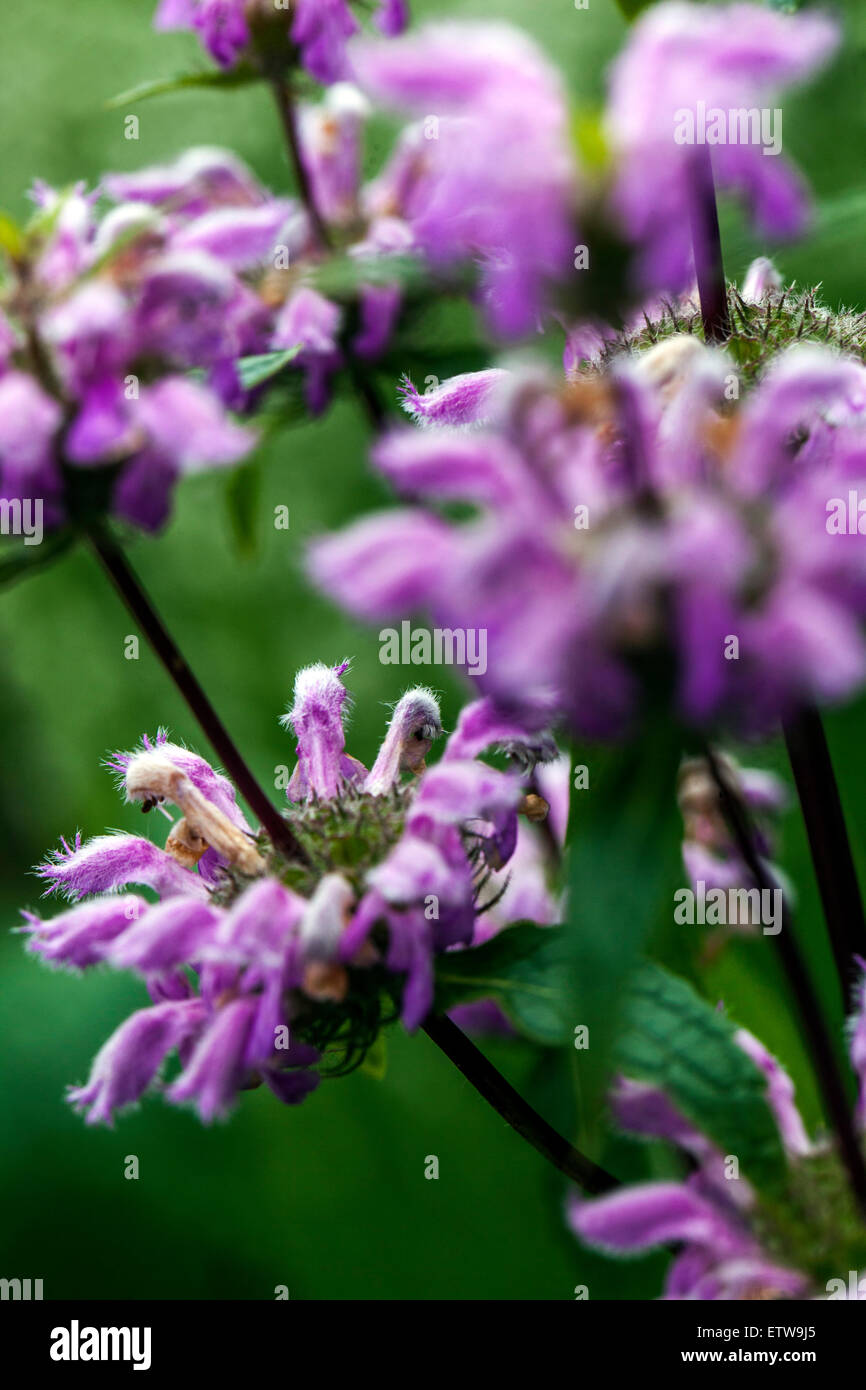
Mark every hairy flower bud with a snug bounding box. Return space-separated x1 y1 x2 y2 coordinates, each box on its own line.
365 687 442 794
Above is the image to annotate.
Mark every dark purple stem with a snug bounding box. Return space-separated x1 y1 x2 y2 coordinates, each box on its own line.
88 521 310 867
423 1014 618 1194
783 705 866 1001
268 76 386 431
269 77 333 251
705 746 866 1218
688 147 731 344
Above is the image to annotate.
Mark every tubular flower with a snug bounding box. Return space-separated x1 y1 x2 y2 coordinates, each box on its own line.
569 981 866 1299
605 2 838 295
311 336 866 736
19 670 556 1124
355 22 577 337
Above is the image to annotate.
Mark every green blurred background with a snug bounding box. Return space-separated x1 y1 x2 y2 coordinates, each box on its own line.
1 0 865 1300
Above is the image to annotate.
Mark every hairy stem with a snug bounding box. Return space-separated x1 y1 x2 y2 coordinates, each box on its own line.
783 706 866 999
268 76 387 431
705 746 866 1217
269 77 333 251
423 1013 619 1195
689 147 731 344
88 522 310 867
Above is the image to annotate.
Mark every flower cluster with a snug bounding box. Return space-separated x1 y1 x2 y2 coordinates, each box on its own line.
2 2 840 542
312 325 866 735
20 662 556 1123
0 14 583 533
0 153 286 530
155 0 409 83
569 1001 866 1300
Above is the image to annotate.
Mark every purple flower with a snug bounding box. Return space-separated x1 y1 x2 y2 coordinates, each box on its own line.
0 148 290 533
68 999 209 1126
298 83 370 227
365 687 442 794
567 984 866 1300
167 995 258 1121
20 896 148 969
741 255 783 303
103 146 270 213
398 369 510 429
0 371 63 511
154 0 250 70
271 288 343 415
353 22 577 336
605 2 838 294
22 665 560 1125
280 660 365 800
291 0 360 86
153 0 408 82
312 341 866 734
678 753 788 941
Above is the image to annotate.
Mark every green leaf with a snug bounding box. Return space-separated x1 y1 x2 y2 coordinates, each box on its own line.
0 530 75 589
616 963 788 1192
310 252 434 302
564 718 682 1123
224 460 261 558
236 347 301 391
105 65 260 110
360 1032 388 1081
434 924 571 1046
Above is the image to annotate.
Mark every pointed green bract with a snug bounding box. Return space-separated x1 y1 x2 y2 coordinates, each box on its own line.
236 349 302 391
105 66 261 111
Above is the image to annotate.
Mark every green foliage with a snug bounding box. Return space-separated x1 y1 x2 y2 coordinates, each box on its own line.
587 283 866 387
105 65 261 110
756 1148 866 1287
0 531 75 590
434 924 571 1045
360 1031 388 1081
236 349 302 391
224 460 262 558
616 963 788 1192
564 719 682 1124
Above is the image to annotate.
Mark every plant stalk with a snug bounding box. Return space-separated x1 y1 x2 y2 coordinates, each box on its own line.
689 147 731 344
88 522 310 867
423 1013 618 1195
783 705 866 999
705 745 866 1217
268 75 386 431
269 77 333 251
